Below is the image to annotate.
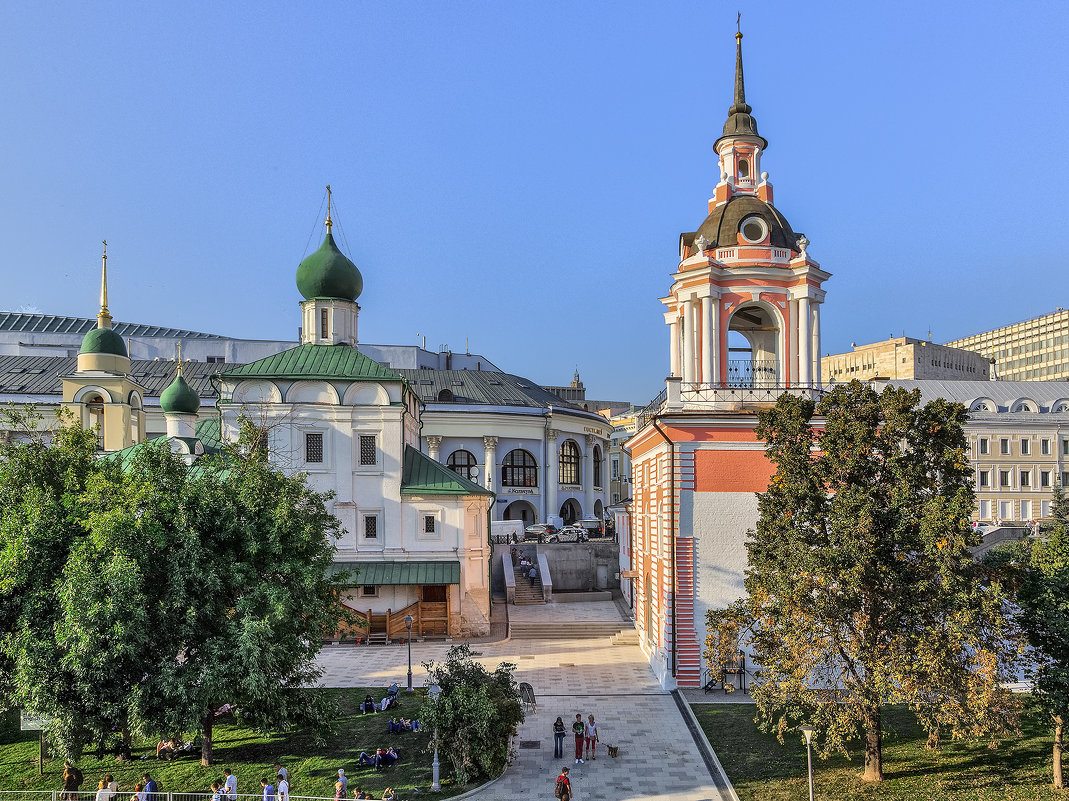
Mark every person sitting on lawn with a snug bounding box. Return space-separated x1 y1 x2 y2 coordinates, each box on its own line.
357 749 384 768
361 693 375 714
382 788 397 801
399 718 420 732
352 788 371 799
378 747 400 769
387 717 401 733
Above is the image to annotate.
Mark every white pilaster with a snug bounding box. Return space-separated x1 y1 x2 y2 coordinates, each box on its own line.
546 429 559 522
710 297 721 385
700 295 713 386
798 296 812 385
668 315 680 377
812 303 823 386
584 434 596 518
681 299 694 383
426 435 443 461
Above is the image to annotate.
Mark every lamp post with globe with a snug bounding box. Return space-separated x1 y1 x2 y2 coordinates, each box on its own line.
798 725 816 801
404 614 414 692
428 683 442 791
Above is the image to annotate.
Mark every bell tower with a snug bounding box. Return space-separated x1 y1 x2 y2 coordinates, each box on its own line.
662 29 829 392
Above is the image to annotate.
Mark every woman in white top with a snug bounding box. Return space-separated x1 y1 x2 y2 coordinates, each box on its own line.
584 714 598 760
94 780 115 801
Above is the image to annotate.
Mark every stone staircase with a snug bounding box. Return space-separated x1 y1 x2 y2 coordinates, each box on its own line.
513 576 545 605
509 620 635 639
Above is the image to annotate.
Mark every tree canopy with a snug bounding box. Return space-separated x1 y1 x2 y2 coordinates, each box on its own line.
710 382 1023 782
419 644 523 785
0 410 347 764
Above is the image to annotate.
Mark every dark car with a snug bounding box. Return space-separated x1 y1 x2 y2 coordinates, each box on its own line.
524 524 558 541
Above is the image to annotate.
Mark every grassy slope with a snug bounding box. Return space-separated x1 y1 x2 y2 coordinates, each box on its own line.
0 688 472 798
693 703 1061 801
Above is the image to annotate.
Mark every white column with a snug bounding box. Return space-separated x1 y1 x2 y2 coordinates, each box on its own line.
681 299 694 383
812 303 823 386
669 316 680 377
584 434 596 518
700 295 713 386
710 297 720 385
546 429 559 522
797 296 812 385
426 435 442 461
483 436 498 494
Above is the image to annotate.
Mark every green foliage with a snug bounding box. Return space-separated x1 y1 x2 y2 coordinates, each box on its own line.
735 381 1023 782
419 644 523 785
1049 482 1069 529
0 409 348 766
1016 524 1069 788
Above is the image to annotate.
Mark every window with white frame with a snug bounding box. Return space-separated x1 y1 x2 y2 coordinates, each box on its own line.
1042 470 1052 488
305 431 324 463
418 510 441 539
611 457 620 480
1000 470 1012 487
1020 470 1031 488
978 437 989 455
1063 439 1069 456
361 513 380 541
978 470 990 488
1000 438 1010 455
1021 499 1032 520
360 585 378 597
1042 438 1051 455
1021 438 1030 456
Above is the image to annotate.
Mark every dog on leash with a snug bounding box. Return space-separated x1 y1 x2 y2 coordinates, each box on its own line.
607 745 619 758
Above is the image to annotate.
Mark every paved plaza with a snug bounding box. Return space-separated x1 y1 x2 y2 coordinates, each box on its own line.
316 601 733 801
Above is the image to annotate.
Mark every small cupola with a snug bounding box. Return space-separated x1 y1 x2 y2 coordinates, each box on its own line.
298 186 362 346
77 240 131 374
161 347 200 439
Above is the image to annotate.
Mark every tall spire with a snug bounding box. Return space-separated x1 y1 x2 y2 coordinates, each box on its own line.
715 23 767 151
729 28 751 115
97 239 113 329
176 341 184 376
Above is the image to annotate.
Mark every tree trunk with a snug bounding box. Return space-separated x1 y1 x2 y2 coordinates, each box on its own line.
200 715 214 767
117 726 132 762
862 705 884 782
1055 714 1064 791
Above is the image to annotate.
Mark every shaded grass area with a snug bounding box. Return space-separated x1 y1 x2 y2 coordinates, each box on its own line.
693 702 1060 801
0 688 474 798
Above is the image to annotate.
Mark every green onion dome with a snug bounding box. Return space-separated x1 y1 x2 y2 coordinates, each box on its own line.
79 326 128 357
296 231 363 302
160 373 201 415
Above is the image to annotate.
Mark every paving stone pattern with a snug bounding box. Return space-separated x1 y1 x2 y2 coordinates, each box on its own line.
315 601 729 801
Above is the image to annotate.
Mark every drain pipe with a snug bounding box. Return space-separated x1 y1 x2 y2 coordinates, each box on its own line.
650 418 677 682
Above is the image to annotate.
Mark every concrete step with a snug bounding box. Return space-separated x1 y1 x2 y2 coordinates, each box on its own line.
509 621 633 639
611 629 640 646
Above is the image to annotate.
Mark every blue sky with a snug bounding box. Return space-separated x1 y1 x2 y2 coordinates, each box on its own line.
2 1 1067 404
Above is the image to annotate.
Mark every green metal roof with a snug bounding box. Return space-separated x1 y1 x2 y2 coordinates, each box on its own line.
401 445 492 496
80 326 128 356
329 560 460 585
296 231 363 302
222 343 401 382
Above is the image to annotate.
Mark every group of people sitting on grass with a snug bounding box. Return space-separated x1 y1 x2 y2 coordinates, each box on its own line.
386 717 421 733
356 747 402 770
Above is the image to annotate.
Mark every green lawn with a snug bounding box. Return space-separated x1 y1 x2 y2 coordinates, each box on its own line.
0 688 474 799
693 702 1061 801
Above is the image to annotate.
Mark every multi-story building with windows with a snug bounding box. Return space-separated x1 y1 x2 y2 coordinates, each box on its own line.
822 336 992 382
946 308 1069 382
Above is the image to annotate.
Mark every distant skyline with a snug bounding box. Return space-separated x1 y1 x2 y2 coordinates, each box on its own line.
2 1 1067 403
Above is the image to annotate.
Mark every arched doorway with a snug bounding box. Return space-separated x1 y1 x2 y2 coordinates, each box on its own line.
559 499 582 524
85 393 105 449
593 499 603 519
503 500 536 525
727 304 781 387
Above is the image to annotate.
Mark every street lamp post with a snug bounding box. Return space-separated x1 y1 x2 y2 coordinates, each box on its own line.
429 683 442 791
404 614 414 692
798 725 815 801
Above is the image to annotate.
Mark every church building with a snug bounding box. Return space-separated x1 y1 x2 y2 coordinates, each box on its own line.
623 29 830 688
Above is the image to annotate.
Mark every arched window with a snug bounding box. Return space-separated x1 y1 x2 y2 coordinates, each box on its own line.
501 449 538 488
738 158 749 178
86 393 105 449
446 449 478 481
559 439 581 486
437 388 454 402
593 445 603 488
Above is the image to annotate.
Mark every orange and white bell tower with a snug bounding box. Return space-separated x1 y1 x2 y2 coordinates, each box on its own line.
662 29 829 392
623 27 833 691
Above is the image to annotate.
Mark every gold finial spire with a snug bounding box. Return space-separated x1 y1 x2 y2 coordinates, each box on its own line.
736 11 742 39
97 239 113 329
176 342 183 376
325 184 333 232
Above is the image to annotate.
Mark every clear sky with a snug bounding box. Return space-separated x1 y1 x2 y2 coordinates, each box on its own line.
2 1 1067 404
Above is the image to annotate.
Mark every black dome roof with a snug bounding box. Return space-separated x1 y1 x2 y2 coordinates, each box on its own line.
691 195 800 251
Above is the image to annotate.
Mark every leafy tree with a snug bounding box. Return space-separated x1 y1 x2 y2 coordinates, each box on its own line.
0 412 348 765
1050 482 1069 529
712 382 1022 782
1016 525 1069 788
420 644 524 785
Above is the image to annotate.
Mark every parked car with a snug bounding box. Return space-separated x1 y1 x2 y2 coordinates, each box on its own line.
577 518 605 538
547 525 583 543
524 524 558 541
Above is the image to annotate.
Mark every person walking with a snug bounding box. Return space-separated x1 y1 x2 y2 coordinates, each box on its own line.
585 714 598 760
260 777 275 801
142 774 158 801
552 716 566 759
276 773 290 801
336 768 348 797
554 766 573 801
571 713 585 763
61 761 84 800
